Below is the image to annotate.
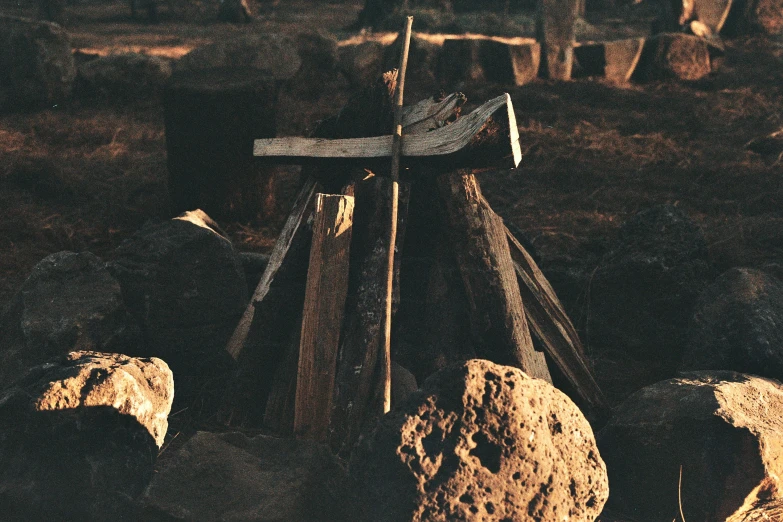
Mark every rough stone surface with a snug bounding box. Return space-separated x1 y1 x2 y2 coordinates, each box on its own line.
0 351 173 520
638 33 712 81
175 33 301 80
338 41 385 88
0 251 140 389
78 53 172 97
142 431 349 521
289 30 342 99
109 210 247 405
0 15 76 110
587 205 712 361
682 268 783 379
350 359 608 522
598 371 783 521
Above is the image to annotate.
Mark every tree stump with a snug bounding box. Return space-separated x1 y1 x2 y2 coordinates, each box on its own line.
164 68 280 222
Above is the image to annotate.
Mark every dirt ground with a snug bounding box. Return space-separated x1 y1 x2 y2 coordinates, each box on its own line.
1 0 783 434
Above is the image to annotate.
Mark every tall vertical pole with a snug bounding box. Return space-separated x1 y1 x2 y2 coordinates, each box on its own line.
382 16 413 415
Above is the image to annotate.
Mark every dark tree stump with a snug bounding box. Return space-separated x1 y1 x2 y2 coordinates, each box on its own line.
164 68 280 222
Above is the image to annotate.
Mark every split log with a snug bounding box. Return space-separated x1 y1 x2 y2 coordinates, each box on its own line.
574 38 645 82
329 176 410 456
438 38 541 88
164 69 280 221
253 93 522 170
294 194 354 441
505 227 609 417
437 171 551 382
537 0 579 80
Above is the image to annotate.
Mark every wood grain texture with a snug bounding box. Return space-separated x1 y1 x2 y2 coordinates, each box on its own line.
294 194 354 441
438 171 551 382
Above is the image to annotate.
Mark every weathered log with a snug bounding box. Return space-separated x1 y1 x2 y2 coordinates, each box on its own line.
253 93 522 170
537 0 578 80
294 194 354 441
164 69 280 221
438 38 541 88
505 227 609 417
329 176 410 456
437 171 551 382
574 38 645 82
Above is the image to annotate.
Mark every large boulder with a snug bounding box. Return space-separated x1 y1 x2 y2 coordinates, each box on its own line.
142 431 349 521
350 359 608 521
0 251 140 389
597 371 783 521
175 33 301 80
681 268 783 379
0 351 173 520
587 205 712 362
109 210 247 406
0 15 76 111
77 53 172 98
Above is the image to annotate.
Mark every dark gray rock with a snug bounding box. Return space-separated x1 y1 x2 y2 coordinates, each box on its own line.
682 268 783 379
350 359 608 522
0 15 76 110
0 251 140 389
597 371 783 521
77 52 172 98
110 210 247 407
587 205 712 362
0 351 173 520
142 431 349 521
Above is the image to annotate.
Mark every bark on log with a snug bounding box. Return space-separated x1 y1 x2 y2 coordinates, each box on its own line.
164 69 280 221
438 38 540 88
537 0 578 80
294 194 354 441
329 176 410 456
437 171 551 382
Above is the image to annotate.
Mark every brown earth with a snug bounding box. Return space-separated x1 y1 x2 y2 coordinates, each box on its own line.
1 0 782 480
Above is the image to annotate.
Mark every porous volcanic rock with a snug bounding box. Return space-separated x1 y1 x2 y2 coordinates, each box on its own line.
637 33 712 81
109 210 247 405
77 52 172 98
142 431 349 521
0 351 173 520
587 205 712 362
682 268 783 379
597 371 783 521
0 15 76 110
175 33 301 80
350 359 608 522
0 251 140 389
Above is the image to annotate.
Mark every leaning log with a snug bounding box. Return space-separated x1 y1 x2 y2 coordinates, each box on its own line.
253 94 522 170
438 171 552 382
294 194 354 441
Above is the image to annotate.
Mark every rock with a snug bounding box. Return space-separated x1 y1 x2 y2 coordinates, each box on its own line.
637 33 712 81
109 210 247 407
728 0 783 34
142 431 349 521
175 34 301 80
289 31 341 99
0 351 173 519
681 268 783 379
597 371 783 521
0 251 140 389
338 41 385 88
587 205 712 362
216 0 253 22
390 360 418 408
350 359 608 522
77 53 172 98
0 15 76 111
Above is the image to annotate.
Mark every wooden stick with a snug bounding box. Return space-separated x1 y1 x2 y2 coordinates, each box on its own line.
382 16 413 415
294 194 354 441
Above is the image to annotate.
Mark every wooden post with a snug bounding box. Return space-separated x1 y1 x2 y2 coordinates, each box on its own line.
294 194 354 441
537 0 578 80
438 171 551 382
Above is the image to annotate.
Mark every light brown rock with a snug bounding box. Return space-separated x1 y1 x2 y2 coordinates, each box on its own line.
350 359 608 521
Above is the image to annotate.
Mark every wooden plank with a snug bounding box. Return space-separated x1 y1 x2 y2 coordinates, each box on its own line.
294 194 354 441
329 176 410 456
537 0 578 80
253 94 522 170
505 226 610 416
438 171 551 382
